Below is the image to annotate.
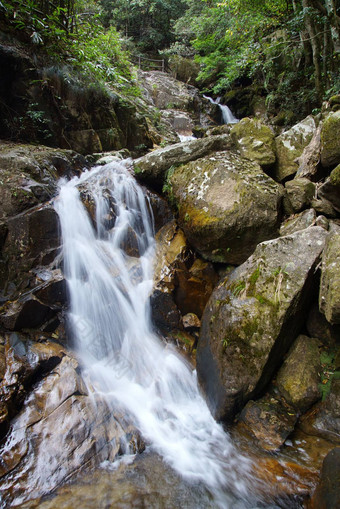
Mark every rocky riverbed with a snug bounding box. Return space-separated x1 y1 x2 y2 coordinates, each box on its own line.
0 68 340 508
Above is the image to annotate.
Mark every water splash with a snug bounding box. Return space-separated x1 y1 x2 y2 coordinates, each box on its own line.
203 95 239 124
55 161 266 508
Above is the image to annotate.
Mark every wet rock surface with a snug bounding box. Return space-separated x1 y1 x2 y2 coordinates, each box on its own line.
309 447 340 509
0 355 144 507
151 220 218 331
238 393 298 452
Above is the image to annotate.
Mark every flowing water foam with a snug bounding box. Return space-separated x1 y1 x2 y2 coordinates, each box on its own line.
55 161 266 508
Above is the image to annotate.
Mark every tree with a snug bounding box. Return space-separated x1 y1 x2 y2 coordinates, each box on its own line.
100 0 188 51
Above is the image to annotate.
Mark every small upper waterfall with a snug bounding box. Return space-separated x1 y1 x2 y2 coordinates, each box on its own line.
203 95 239 124
55 160 268 508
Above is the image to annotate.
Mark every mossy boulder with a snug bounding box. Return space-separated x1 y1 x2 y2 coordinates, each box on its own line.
319 223 340 324
133 135 231 191
274 116 316 181
230 117 276 167
197 226 327 422
283 178 316 215
321 111 340 167
276 335 322 413
168 151 283 264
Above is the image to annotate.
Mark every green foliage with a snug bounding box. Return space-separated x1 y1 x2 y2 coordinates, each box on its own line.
100 0 188 51
1 0 140 97
319 349 340 401
170 0 338 113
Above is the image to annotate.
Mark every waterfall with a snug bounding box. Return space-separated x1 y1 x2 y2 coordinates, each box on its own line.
203 95 239 124
55 160 266 508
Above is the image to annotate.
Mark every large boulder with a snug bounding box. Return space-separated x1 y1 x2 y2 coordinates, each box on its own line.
0 333 65 435
319 223 340 324
320 111 340 167
138 70 199 111
197 226 327 421
230 117 276 167
133 135 231 191
274 116 316 181
168 151 283 264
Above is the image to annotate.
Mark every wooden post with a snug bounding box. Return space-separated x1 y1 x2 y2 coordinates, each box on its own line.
138 56 141 70
161 59 165 73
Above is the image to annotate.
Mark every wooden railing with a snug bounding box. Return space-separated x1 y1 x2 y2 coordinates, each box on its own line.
131 54 165 72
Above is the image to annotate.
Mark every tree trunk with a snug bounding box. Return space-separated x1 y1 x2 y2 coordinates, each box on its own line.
302 0 323 102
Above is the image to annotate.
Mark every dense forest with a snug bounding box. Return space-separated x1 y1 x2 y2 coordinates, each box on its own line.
1 0 339 120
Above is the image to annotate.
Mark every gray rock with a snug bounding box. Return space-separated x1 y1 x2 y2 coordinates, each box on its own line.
280 209 316 236
0 142 86 221
319 223 340 324
197 227 327 421
283 178 315 215
274 116 316 181
299 379 340 444
138 70 198 111
311 197 338 217
315 215 329 230
1 204 60 299
169 150 283 264
133 135 231 190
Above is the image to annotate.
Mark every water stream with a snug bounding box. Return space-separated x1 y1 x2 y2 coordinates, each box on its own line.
55 160 276 508
203 95 239 124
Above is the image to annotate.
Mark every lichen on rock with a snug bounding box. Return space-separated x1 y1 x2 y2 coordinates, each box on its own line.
169 150 283 264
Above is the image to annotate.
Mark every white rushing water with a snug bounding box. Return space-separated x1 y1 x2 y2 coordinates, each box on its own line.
55 161 266 508
203 95 239 124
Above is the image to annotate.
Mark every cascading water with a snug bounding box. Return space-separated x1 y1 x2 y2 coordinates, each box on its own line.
203 95 239 124
55 160 272 508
